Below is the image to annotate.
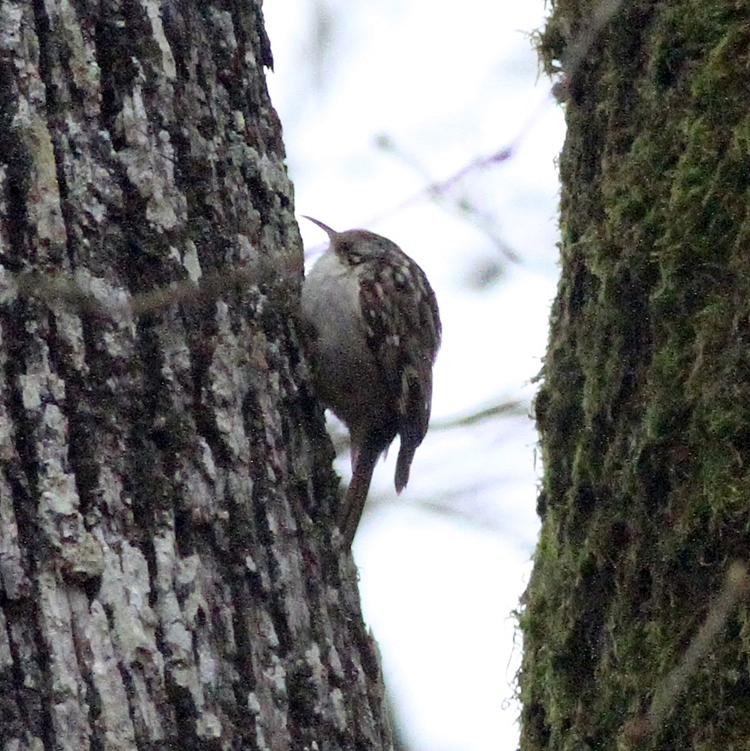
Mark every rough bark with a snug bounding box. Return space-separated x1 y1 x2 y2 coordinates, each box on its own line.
0 2 392 750
520 2 750 749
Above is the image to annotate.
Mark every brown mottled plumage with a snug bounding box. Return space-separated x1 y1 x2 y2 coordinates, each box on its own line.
301 217 441 548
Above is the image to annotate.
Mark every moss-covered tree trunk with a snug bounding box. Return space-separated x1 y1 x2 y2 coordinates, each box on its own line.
0 2 392 750
520 2 750 749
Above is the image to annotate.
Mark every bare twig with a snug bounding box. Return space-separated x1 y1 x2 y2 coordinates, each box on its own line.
621 562 750 744
11 263 272 322
361 0 628 232
430 400 528 430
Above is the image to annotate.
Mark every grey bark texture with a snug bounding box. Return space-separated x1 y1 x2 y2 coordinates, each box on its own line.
0 2 393 750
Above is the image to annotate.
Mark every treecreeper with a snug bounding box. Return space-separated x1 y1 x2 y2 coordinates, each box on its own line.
301 216 442 548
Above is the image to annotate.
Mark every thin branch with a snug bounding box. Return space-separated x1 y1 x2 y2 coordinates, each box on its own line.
621 562 750 744
11 262 279 322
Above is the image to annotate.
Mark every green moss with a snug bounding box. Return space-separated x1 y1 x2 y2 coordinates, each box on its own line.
521 1 750 749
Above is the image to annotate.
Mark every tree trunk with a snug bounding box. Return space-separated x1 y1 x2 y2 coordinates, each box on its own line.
520 2 750 749
0 3 392 750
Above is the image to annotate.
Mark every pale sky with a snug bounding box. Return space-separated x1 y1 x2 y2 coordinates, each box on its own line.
263 2 566 748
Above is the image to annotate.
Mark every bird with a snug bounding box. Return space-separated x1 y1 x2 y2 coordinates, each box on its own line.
301 216 441 547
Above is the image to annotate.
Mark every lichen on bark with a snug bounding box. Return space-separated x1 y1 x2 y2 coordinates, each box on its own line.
0 3 393 750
